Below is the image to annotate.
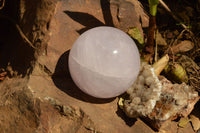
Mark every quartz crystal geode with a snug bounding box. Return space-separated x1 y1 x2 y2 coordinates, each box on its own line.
124 62 199 129
124 62 162 117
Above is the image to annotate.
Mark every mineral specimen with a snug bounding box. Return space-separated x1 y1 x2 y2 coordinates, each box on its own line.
124 62 199 129
68 26 140 98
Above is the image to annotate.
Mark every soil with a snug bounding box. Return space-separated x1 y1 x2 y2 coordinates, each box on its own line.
0 0 199 133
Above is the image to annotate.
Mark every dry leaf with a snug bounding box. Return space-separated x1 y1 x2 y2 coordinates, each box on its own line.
156 31 167 46
171 40 194 54
190 115 200 131
128 27 144 52
178 117 191 128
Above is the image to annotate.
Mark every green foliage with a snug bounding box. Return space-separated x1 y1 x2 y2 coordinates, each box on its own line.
148 0 159 16
128 27 144 52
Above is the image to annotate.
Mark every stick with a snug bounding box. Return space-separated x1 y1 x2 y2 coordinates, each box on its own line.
0 14 38 49
0 0 5 10
153 54 169 76
154 29 158 62
159 0 187 29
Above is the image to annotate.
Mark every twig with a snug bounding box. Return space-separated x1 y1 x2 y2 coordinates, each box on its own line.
153 54 169 76
168 47 175 63
15 24 38 49
0 14 38 49
154 29 158 62
159 0 188 30
0 0 5 10
172 29 187 46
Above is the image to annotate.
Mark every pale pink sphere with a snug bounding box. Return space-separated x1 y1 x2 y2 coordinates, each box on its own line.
69 26 140 98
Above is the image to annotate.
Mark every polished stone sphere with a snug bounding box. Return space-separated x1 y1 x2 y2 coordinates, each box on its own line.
68 26 140 98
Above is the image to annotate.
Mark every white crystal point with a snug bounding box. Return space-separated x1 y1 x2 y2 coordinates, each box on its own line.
68 26 140 98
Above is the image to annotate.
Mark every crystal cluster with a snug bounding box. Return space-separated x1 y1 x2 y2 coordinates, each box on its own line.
124 62 199 126
124 62 162 117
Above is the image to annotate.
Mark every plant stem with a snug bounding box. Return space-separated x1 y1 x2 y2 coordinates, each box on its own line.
143 15 156 61
143 0 159 63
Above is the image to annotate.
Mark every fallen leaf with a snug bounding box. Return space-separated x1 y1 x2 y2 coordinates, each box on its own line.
128 27 144 51
178 117 191 128
171 40 194 54
190 115 200 131
156 31 167 46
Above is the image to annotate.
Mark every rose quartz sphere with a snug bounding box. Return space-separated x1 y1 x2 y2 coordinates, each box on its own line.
68 26 140 98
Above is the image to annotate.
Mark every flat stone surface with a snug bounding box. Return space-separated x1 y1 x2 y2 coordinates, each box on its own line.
28 69 154 133
38 0 148 73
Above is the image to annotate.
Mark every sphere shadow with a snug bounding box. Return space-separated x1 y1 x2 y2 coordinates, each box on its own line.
64 0 114 35
52 50 115 104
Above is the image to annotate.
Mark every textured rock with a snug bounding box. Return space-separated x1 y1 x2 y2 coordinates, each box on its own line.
110 0 149 34
0 78 98 133
0 79 39 133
